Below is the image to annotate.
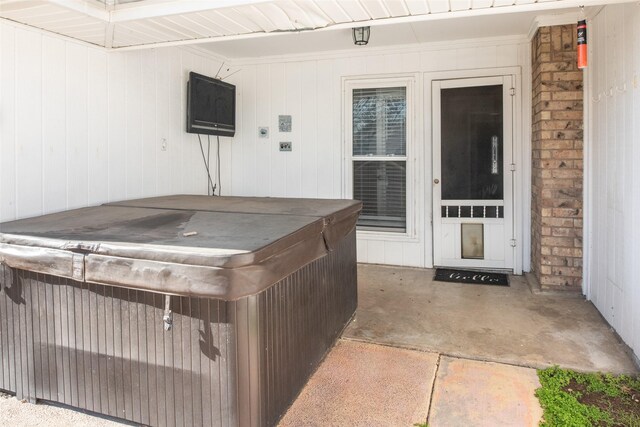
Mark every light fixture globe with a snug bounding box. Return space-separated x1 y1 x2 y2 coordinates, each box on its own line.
352 26 370 46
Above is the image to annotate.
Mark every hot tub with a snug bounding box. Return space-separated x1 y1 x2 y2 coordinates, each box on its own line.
0 195 361 426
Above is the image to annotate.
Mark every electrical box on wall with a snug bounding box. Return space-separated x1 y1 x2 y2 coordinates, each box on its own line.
279 115 292 132
279 142 292 152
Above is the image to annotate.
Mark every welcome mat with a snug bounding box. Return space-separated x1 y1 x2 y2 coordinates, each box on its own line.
434 268 509 286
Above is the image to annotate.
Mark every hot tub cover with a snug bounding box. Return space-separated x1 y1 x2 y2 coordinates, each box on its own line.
0 195 361 300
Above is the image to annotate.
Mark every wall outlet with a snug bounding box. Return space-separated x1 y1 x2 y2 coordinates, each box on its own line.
279 142 292 152
161 138 168 151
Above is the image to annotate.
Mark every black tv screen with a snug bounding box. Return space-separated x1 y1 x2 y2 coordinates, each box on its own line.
187 72 236 137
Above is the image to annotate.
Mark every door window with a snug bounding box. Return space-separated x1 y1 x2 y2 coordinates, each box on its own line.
440 85 503 201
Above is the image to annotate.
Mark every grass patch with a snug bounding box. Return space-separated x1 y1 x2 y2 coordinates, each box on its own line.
536 366 640 426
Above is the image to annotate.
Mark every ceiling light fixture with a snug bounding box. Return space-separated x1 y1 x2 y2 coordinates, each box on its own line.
352 26 370 46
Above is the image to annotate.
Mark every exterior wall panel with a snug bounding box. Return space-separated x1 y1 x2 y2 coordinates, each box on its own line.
0 19 231 224
587 3 640 359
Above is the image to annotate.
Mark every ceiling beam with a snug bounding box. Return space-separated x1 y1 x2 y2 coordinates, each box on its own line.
109 0 272 22
104 21 115 48
527 10 584 40
48 0 109 21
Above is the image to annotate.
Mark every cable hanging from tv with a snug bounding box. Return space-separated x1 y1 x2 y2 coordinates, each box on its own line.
187 70 235 197
198 134 216 196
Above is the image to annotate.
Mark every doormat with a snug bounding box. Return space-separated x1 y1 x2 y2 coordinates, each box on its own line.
434 268 509 286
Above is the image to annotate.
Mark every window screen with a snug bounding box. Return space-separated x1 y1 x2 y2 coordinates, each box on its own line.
352 87 407 232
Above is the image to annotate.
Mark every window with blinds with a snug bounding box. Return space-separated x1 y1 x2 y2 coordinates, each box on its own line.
352 87 407 232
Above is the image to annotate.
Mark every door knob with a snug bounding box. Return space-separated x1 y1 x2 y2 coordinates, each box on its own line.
434 179 440 184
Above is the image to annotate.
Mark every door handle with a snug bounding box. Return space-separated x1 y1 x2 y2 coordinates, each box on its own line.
434 179 440 184
491 136 499 175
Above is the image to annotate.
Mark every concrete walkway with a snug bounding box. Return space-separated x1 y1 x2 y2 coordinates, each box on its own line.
429 356 543 427
280 339 543 427
279 340 437 426
0 392 123 426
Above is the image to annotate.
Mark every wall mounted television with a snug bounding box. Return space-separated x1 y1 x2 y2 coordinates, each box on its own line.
187 71 236 137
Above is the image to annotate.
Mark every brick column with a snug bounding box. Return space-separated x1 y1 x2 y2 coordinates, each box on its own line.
531 25 583 290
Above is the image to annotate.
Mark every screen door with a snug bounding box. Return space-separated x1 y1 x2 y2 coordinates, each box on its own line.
432 76 515 270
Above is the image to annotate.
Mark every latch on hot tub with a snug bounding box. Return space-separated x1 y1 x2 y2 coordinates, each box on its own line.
163 295 173 331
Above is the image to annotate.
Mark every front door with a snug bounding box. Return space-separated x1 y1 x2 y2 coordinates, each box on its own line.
432 76 515 270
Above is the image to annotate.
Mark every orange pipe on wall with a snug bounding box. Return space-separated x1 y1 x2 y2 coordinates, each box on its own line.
577 20 588 69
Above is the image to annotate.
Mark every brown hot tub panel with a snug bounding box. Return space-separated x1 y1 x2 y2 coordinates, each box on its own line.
0 195 361 427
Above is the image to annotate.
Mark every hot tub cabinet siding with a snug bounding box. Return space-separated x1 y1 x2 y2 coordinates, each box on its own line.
0 196 360 427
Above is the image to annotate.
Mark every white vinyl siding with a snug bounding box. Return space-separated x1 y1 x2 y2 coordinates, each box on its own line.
586 3 640 359
0 19 227 223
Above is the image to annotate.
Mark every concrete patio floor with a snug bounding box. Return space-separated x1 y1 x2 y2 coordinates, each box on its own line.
344 264 638 374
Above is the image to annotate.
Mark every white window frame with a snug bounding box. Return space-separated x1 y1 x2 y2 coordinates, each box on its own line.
343 75 416 240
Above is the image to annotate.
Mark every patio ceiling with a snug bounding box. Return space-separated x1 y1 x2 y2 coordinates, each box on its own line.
0 0 632 52
205 8 566 59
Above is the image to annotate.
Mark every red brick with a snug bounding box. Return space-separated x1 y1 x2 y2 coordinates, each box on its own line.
531 24 583 290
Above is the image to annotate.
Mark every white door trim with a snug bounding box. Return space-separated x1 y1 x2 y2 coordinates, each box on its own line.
423 67 524 274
